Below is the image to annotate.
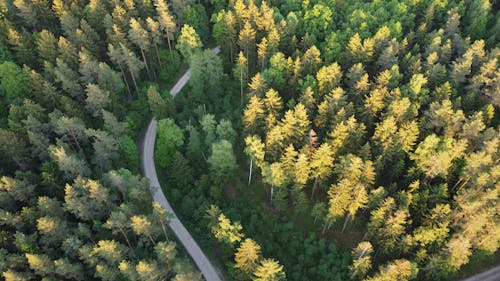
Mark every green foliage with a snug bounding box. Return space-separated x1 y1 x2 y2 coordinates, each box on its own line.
155 119 184 169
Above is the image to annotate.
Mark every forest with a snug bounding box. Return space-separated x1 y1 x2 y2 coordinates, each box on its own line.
0 0 498 280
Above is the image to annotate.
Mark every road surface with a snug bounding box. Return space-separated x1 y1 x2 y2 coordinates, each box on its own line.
461 265 500 281
141 46 223 281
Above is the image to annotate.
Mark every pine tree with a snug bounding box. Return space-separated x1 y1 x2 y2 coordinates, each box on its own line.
176 24 202 61
146 17 163 67
234 51 248 104
129 18 152 79
234 238 261 275
155 0 177 56
238 21 256 70
253 259 286 281
85 84 110 117
244 135 265 186
37 29 58 64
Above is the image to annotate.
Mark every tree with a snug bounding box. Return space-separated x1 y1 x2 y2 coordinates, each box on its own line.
146 17 163 67
86 129 120 172
302 45 322 75
64 177 110 221
243 96 265 133
155 0 177 56
213 10 237 61
244 135 265 185
189 50 225 113
131 215 158 246
117 136 137 172
107 44 132 97
120 43 145 95
317 62 342 95
363 259 417 281
129 18 152 79
54 258 83 281
263 89 283 116
234 51 248 104
85 84 110 117
350 241 373 280
104 209 133 250
147 85 167 118
235 238 262 275
37 29 58 64
37 215 67 246
176 24 202 61
136 260 162 281
367 197 410 257
150 202 173 242
54 58 82 99
310 143 334 198
25 253 54 276
216 119 236 143
0 61 31 105
253 258 286 281
206 205 243 246
49 146 90 180
327 155 374 232
155 118 184 168
208 140 237 184
262 162 285 203
238 21 256 69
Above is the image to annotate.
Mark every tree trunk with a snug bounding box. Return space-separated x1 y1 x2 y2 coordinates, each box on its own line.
341 214 350 233
147 234 156 246
270 184 274 204
117 63 132 99
129 66 140 95
119 228 133 250
140 47 152 80
155 44 162 67
311 176 318 199
160 221 169 242
69 130 82 151
248 158 253 186
165 30 173 58
322 218 331 234
240 66 243 106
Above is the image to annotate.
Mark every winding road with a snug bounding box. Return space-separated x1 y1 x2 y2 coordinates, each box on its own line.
141 47 222 281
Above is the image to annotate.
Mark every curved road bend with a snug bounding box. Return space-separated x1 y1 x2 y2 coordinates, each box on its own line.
141 46 222 281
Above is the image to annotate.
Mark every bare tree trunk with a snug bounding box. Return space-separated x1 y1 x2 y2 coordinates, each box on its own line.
311 176 318 199
270 184 274 204
117 63 132 99
129 66 140 95
248 158 253 186
140 47 152 80
147 234 156 246
69 130 82 151
166 30 173 58
160 221 169 242
322 217 331 234
240 66 244 106
342 214 350 233
120 228 133 250
155 44 162 67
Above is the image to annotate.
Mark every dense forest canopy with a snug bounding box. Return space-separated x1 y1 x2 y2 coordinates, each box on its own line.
0 0 499 280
